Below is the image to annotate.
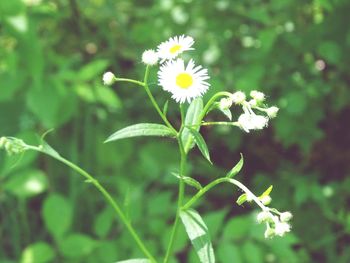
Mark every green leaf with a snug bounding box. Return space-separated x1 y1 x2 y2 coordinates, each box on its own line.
259 185 273 198
218 108 232 120
20 242 55 263
4 169 48 199
172 172 202 190
115 259 150 263
188 128 212 164
115 258 151 263
42 193 73 240
59 233 95 258
180 209 215 263
105 123 176 143
93 207 114 238
226 154 244 178
77 59 109 81
236 193 247 206
181 98 204 153
163 100 169 116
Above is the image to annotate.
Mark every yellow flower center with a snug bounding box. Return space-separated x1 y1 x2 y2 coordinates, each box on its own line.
169 44 182 54
176 73 193 89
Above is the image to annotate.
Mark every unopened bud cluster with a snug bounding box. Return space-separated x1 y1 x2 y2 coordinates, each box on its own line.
217 90 279 133
257 210 292 238
0 137 28 155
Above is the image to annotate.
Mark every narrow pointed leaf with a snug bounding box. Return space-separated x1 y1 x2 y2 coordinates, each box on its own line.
172 173 202 190
218 108 232 121
163 100 169 116
236 193 247 206
181 98 203 153
188 128 212 164
226 153 244 178
105 123 176 143
180 209 215 263
259 185 273 198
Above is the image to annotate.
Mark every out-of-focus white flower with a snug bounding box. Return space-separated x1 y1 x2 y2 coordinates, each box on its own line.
264 227 275 239
250 90 265 102
219 97 233 110
157 35 194 63
266 106 279 118
158 58 210 103
274 222 291 236
238 111 269 133
246 192 254 202
280 212 293 222
103 72 116 85
142 49 159 65
257 211 273 223
231 91 246 104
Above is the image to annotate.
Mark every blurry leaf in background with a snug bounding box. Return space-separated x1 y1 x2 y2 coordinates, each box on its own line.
58 233 95 258
42 193 73 240
4 169 47 198
93 206 115 238
20 242 55 263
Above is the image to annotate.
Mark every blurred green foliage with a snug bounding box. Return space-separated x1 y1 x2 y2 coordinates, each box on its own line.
1 0 350 262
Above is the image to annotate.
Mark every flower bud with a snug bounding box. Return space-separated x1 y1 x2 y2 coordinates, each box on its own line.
260 195 272 205
0 137 7 148
264 227 275 239
219 97 233 110
266 106 279 118
142 49 159 66
274 222 291 236
231 91 246 104
102 72 116 85
257 211 273 223
280 212 293 222
250 90 265 102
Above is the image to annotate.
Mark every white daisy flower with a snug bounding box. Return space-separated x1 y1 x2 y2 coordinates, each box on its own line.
158 58 210 103
157 35 194 63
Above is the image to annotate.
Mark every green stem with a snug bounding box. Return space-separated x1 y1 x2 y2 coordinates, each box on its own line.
27 146 157 263
182 177 267 211
201 121 240 127
143 66 177 134
200 91 232 120
115 77 145 87
163 130 186 263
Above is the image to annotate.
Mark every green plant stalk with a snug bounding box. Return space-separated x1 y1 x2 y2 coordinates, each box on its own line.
163 134 187 263
182 177 267 211
142 66 177 134
200 91 232 119
114 77 145 87
201 121 240 127
26 145 157 263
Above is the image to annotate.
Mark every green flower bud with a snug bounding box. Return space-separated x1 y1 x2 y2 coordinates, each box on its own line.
280 212 293 222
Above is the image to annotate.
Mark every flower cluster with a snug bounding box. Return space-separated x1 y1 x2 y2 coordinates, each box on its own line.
257 210 292 238
0 137 28 155
218 90 279 133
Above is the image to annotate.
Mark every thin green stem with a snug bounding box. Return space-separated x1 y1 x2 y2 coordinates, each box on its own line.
142 66 177 134
200 91 232 120
27 146 157 263
163 132 186 263
182 177 267 211
115 77 145 87
201 121 240 127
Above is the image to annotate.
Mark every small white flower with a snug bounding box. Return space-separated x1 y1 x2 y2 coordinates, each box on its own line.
142 49 158 65
157 35 194 63
280 212 293 222
266 106 279 119
219 97 233 110
231 91 246 104
103 72 116 85
248 99 257 107
264 227 275 239
250 90 265 102
158 58 210 103
274 222 291 236
257 211 273 223
238 112 269 132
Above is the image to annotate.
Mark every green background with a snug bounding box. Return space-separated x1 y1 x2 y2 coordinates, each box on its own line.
1 0 350 262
